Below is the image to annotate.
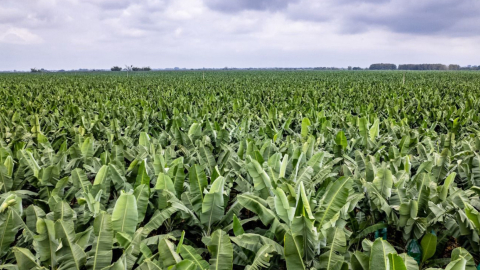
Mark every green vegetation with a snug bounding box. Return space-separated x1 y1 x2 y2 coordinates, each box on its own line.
1 71 480 270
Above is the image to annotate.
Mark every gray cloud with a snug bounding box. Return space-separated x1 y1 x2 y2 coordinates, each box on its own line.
0 0 479 71
84 0 135 10
281 0 480 36
204 0 298 13
348 0 480 36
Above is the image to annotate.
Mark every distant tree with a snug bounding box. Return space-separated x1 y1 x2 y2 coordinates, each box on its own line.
369 63 397 70
459 65 480 70
398 64 447 70
130 66 151 71
448 64 460 70
31 68 48 73
352 67 362 70
111 66 122 71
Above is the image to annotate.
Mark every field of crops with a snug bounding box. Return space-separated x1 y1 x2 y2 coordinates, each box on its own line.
1 71 480 270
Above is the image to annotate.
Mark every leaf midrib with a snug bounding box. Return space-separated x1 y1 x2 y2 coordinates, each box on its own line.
92 214 105 270
318 178 349 227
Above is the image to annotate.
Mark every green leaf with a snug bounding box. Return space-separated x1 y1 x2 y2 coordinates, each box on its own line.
75 228 93 250
159 238 182 268
373 164 393 199
54 201 76 222
3 156 14 178
55 220 87 270
464 203 480 233
135 160 151 188
369 238 397 270
154 174 175 209
188 165 207 194
421 232 437 263
125 228 146 269
335 131 348 149
177 231 186 253
369 119 380 141
389 253 407 270
170 163 186 198
246 156 273 199
351 251 369 270
138 259 162 270
134 184 150 224
102 256 127 270
201 176 225 233
449 248 475 270
208 230 233 270
112 191 138 236
245 244 275 270
399 253 419 270
93 165 109 186
231 233 284 256
291 216 316 263
0 209 15 258
175 260 197 270
319 227 346 270
273 187 294 224
155 173 175 192
71 168 92 194
179 245 209 270
198 143 216 169
0 164 13 193
34 218 58 267
115 232 132 248
139 132 151 149
354 223 388 240
297 181 314 219
439 173 455 202
232 214 245 236
188 123 202 141
301 118 311 140
358 117 369 146
279 154 289 179
284 231 305 270
445 258 469 270
108 164 127 191
416 173 431 213
237 193 277 226
86 211 113 270
13 247 40 270
142 207 178 237
81 137 94 159
189 165 208 213
315 177 351 232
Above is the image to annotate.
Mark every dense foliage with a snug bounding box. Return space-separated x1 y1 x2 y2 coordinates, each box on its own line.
398 64 448 71
368 64 397 70
1 71 480 270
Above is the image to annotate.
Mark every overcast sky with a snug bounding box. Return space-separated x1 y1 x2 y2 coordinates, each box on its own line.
1 0 479 70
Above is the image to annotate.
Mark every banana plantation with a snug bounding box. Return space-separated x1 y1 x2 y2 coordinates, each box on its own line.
1 71 480 270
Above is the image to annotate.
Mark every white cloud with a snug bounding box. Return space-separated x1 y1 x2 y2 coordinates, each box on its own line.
0 27 43 44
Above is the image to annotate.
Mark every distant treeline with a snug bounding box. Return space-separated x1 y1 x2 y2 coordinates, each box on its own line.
111 66 151 71
398 64 447 70
369 63 397 70
30 68 47 73
369 63 480 70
